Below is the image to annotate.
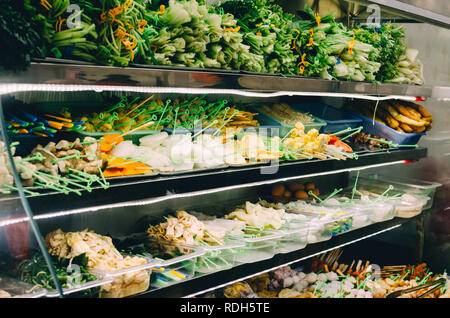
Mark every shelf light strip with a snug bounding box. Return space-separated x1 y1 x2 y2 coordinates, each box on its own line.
0 83 418 101
183 224 402 298
0 159 406 227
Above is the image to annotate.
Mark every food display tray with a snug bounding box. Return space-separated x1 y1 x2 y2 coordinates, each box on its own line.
350 112 425 145
227 230 285 264
0 275 48 298
251 104 327 138
293 103 363 134
195 241 246 274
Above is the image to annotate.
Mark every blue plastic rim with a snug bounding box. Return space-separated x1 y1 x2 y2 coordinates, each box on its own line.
352 113 426 145
292 103 363 134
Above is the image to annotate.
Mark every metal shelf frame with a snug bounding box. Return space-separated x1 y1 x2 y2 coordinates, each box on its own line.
0 147 426 217
0 62 434 99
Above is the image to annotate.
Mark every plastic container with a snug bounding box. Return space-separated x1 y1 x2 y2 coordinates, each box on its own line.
87 253 159 298
0 275 47 298
278 217 309 253
229 230 285 264
343 186 429 219
355 175 441 210
195 241 246 274
252 104 327 138
33 101 162 143
350 112 425 145
322 198 372 230
389 195 429 218
294 103 363 134
283 207 352 243
163 111 282 137
143 240 204 289
45 276 115 298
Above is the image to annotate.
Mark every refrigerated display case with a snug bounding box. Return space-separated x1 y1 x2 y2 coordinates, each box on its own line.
0 0 449 299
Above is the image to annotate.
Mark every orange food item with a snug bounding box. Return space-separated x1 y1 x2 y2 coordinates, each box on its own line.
294 190 309 199
288 182 305 192
283 190 292 197
312 188 320 196
100 134 124 152
304 182 315 191
272 184 285 197
102 154 152 177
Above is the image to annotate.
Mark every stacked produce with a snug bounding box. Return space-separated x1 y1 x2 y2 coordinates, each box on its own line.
346 100 432 134
0 0 45 73
352 24 423 84
5 1 424 84
292 5 381 81
219 0 298 75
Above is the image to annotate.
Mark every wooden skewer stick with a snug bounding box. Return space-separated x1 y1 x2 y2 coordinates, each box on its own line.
348 260 355 273
124 95 154 116
332 261 339 272
356 260 362 272
342 264 348 273
363 260 370 272
119 121 155 138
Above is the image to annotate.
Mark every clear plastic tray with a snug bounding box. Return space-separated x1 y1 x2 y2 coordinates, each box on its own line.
284 206 353 243
45 276 115 298
228 230 285 264
343 187 429 219
195 241 246 274
389 196 429 218
278 218 309 253
321 199 372 230
0 275 47 298
356 174 441 210
143 240 204 289
87 254 159 298
253 104 327 137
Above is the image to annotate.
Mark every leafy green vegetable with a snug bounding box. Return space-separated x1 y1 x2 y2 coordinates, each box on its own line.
353 23 407 82
0 1 46 73
17 252 97 293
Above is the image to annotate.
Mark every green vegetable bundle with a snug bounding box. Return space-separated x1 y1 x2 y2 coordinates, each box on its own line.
23 0 99 63
353 23 407 82
17 252 98 296
220 0 298 75
292 5 381 82
0 1 46 73
136 0 265 72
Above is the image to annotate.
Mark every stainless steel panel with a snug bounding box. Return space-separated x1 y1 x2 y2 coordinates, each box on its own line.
0 62 434 98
